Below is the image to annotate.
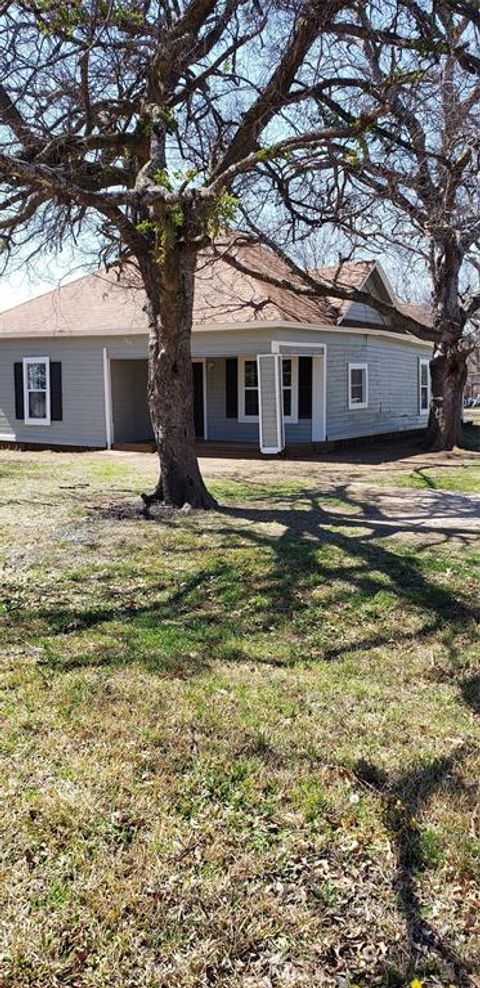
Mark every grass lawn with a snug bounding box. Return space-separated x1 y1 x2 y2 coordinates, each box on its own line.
390 464 480 494
0 451 479 988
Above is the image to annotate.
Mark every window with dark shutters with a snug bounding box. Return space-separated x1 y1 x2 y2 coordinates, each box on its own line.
298 356 312 419
14 358 63 424
225 357 238 418
50 362 63 421
14 363 24 419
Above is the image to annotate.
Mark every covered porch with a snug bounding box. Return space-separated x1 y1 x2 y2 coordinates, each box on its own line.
106 343 326 454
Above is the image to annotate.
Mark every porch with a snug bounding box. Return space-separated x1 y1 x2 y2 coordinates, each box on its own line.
111 440 333 458
106 345 326 454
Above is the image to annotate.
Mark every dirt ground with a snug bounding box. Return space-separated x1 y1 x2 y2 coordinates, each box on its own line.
107 438 480 482
104 440 480 536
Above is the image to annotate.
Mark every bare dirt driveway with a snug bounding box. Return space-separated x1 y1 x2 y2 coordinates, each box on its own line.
108 440 480 539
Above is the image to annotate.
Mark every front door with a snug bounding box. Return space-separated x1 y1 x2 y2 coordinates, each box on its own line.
192 362 205 439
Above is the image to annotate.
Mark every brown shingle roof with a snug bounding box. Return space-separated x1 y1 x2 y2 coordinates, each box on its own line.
194 243 340 325
0 268 147 338
0 243 431 337
309 260 376 317
312 260 433 328
394 299 433 328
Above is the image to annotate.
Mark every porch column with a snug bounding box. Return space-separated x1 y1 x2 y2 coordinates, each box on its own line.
102 346 113 449
256 353 285 454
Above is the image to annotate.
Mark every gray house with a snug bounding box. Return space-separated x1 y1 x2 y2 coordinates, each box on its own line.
0 246 432 454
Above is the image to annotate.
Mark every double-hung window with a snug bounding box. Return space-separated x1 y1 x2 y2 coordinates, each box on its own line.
419 358 430 414
281 357 296 421
240 356 298 422
348 363 368 409
23 357 51 425
241 358 259 420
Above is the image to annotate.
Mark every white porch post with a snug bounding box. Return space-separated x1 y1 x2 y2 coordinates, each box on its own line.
257 353 285 454
312 353 326 442
103 346 113 450
272 341 326 443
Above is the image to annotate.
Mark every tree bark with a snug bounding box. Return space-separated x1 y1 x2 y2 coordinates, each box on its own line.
426 242 471 452
427 341 469 451
141 247 217 510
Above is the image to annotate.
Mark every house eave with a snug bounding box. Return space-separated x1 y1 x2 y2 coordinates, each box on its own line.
0 318 432 347
338 260 399 326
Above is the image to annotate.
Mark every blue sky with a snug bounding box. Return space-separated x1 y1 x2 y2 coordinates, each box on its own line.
1 251 87 312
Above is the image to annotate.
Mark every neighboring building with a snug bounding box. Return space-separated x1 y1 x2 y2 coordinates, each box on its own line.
466 346 480 400
0 245 433 454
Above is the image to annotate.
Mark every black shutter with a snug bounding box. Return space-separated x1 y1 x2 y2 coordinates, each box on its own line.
225 357 238 418
298 357 312 419
14 363 24 419
50 362 63 421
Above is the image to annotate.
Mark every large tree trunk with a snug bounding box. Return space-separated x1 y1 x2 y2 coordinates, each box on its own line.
426 241 470 452
141 247 217 510
427 341 469 451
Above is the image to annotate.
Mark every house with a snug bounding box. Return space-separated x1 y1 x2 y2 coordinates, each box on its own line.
466 346 480 401
0 244 433 455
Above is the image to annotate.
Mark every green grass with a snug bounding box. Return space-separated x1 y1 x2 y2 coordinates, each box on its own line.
391 464 480 493
0 450 479 987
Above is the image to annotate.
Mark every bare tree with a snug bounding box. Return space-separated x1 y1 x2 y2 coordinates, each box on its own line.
315 3 480 449
1 0 382 507
217 2 480 451
2 2 476 498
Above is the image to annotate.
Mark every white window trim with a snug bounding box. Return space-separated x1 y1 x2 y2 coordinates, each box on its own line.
23 356 51 426
348 362 369 410
238 355 298 423
280 355 298 424
271 342 327 442
238 356 260 423
418 357 431 415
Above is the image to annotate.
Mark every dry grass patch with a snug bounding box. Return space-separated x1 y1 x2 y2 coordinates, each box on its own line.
0 450 479 988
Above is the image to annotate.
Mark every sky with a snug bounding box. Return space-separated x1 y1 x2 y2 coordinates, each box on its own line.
0 250 89 313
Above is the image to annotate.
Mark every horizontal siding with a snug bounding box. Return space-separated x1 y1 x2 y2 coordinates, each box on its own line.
325 336 428 440
205 340 429 444
108 340 148 359
206 359 258 442
0 337 107 446
0 328 430 448
343 301 388 327
110 359 153 443
205 358 315 444
285 420 312 442
192 329 276 358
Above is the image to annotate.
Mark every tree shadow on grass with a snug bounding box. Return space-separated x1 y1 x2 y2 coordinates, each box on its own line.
353 744 478 985
216 490 478 646
3 485 479 981
460 673 480 714
5 485 478 678
212 495 479 981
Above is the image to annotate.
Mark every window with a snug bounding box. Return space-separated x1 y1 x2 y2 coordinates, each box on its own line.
419 358 430 414
239 356 298 423
240 358 259 420
281 357 298 422
23 357 50 425
348 363 368 409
